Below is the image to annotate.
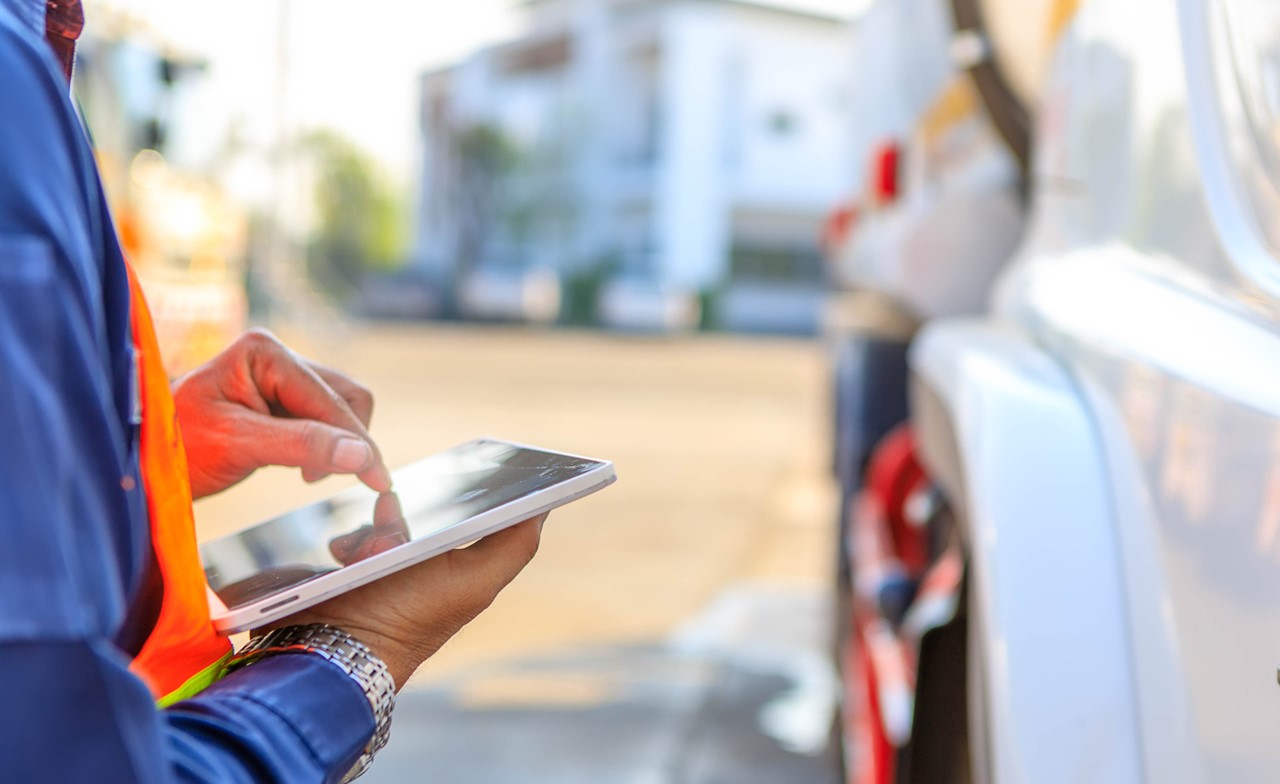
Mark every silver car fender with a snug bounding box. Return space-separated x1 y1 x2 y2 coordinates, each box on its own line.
910 319 1144 783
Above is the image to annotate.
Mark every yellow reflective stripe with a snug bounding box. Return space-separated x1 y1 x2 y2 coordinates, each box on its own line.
155 652 233 709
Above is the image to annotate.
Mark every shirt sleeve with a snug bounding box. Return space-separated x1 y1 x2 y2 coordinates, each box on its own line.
0 11 376 783
0 640 374 783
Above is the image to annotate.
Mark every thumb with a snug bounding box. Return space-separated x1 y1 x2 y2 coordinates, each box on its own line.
239 411 379 477
453 515 545 587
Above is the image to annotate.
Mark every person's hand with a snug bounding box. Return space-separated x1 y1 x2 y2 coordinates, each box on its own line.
328 491 411 565
173 328 393 500
281 514 545 688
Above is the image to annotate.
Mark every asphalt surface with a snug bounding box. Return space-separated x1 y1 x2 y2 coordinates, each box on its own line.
194 324 841 783
364 587 842 784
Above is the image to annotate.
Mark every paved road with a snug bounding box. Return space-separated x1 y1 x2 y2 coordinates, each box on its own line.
363 587 841 784
195 324 842 783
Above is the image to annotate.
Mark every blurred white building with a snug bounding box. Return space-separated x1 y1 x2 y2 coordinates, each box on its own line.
415 0 855 330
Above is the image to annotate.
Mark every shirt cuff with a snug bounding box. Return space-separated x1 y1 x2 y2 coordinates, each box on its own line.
196 652 376 775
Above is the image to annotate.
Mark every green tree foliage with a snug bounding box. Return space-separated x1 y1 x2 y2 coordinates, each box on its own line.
304 130 406 297
453 123 520 280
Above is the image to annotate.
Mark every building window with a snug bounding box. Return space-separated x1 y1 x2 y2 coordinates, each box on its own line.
499 35 573 75
617 46 662 166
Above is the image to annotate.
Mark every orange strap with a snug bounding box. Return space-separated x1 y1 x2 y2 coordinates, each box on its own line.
124 265 232 704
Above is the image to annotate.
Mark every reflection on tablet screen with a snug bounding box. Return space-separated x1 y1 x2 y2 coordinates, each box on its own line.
201 441 603 610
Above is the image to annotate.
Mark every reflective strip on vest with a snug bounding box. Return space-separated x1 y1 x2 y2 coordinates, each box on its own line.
124 264 233 704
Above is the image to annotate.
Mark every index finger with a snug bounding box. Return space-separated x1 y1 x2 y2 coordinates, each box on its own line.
245 334 393 491
301 362 378 485
309 362 375 429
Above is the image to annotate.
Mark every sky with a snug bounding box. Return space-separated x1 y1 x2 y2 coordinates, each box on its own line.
89 1 863 187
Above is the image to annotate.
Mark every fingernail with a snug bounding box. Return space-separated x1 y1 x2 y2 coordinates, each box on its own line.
333 438 373 472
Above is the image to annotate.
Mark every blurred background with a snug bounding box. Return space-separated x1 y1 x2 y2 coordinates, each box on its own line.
74 1 870 781
69 0 1280 780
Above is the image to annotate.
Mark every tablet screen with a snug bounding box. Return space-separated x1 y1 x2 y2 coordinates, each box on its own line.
200 441 605 610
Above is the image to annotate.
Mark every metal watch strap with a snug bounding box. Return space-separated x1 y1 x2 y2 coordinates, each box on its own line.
225 624 396 782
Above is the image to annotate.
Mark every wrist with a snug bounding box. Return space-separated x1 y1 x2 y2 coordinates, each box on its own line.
277 617 418 689
324 625 418 690
229 624 397 781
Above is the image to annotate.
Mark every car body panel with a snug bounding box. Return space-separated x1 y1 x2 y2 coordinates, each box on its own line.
920 0 1280 779
910 320 1144 784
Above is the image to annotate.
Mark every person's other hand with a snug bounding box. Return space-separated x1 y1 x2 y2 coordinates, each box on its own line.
173 328 394 500
282 514 545 688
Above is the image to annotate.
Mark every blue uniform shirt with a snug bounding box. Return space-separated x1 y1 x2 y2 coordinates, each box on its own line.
0 2 377 781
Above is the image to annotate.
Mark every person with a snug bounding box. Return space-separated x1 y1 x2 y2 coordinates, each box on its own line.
0 1 544 780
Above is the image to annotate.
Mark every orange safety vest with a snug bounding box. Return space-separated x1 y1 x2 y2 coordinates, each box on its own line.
123 265 233 707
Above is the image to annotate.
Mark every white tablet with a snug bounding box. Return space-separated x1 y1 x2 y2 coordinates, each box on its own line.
200 438 616 633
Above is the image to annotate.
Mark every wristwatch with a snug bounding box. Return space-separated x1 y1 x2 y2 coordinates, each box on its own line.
224 624 397 782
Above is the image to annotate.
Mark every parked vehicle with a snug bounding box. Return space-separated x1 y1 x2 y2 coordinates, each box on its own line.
823 0 1027 778
824 0 1280 780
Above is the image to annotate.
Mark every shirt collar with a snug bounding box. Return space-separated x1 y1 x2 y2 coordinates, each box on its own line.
0 0 45 38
